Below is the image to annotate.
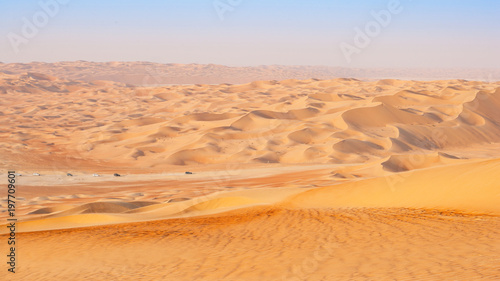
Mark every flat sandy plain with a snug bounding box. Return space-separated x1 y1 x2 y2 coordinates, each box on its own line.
0 66 500 280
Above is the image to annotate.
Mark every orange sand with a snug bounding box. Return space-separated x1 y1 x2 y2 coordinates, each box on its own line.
1 68 500 280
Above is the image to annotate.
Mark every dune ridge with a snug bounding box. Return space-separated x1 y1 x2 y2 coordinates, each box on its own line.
1 61 499 85
1 73 500 172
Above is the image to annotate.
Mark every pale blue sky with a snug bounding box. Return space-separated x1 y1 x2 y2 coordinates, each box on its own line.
1 0 499 68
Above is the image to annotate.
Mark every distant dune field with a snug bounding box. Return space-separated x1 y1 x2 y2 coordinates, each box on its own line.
1 61 499 85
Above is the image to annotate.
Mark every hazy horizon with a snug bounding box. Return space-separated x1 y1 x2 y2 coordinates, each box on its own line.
1 0 499 68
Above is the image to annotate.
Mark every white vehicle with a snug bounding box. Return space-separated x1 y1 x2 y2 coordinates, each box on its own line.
93 173 100 177
33 173 40 176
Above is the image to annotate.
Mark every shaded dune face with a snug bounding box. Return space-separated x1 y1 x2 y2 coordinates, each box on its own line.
1 72 499 171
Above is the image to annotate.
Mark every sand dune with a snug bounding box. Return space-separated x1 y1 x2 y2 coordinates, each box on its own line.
3 157 498 234
1 71 500 280
285 158 500 214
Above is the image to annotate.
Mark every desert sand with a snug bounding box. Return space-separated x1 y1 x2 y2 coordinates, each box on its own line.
1 67 500 280
1 61 499 85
